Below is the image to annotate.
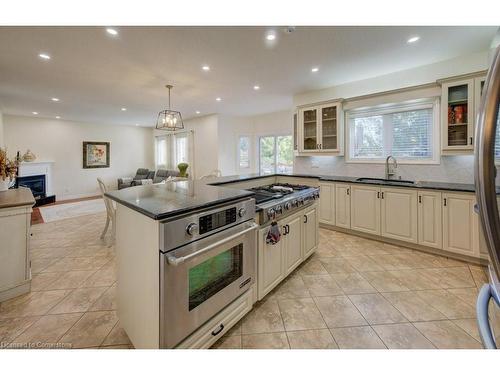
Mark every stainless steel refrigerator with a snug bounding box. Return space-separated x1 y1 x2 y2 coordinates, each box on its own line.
475 45 500 349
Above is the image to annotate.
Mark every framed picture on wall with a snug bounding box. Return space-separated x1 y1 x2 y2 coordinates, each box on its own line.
83 141 110 168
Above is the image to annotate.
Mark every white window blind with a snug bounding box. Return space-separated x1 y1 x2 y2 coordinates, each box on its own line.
238 136 251 169
155 131 194 175
347 100 437 163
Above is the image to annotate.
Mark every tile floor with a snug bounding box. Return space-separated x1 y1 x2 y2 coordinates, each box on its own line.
0 212 493 349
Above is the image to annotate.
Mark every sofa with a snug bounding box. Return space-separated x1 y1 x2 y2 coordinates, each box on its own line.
117 168 155 189
153 169 180 183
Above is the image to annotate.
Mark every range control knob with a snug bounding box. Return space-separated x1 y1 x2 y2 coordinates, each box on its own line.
276 205 283 214
238 207 247 218
267 208 276 219
186 223 199 236
298 198 304 205
284 202 292 210
292 199 298 207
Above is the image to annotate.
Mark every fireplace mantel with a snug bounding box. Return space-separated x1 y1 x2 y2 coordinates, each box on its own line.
18 161 54 196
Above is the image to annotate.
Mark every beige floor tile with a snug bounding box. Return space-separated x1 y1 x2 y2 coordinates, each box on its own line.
446 288 479 307
418 267 475 289
372 323 435 349
344 255 384 272
11 313 82 345
361 271 410 293
388 269 441 290
241 299 284 334
413 320 482 349
30 272 64 291
319 258 357 274
286 329 338 349
59 310 118 348
98 344 134 349
43 256 112 272
49 287 108 314
451 319 481 342
45 270 97 290
101 322 131 346
241 332 290 349
331 273 376 294
469 265 489 287
0 317 39 343
273 274 310 300
81 267 116 288
314 295 367 328
415 289 476 319
278 298 326 331
30 257 59 274
348 293 407 325
368 254 412 270
30 247 71 259
301 274 343 297
0 290 71 318
211 335 241 349
89 285 117 311
330 326 386 349
382 291 447 322
298 259 328 275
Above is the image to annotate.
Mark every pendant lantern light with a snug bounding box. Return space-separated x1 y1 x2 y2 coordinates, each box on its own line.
156 84 184 131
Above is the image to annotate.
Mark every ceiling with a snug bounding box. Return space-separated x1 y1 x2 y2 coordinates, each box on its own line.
0 26 497 126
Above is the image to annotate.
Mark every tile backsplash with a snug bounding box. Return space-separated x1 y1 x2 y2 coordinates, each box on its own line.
293 155 475 184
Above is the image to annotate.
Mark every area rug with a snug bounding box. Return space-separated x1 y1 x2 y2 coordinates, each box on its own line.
39 198 106 223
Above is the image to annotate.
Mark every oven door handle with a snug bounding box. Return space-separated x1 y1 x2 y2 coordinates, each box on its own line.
165 222 258 266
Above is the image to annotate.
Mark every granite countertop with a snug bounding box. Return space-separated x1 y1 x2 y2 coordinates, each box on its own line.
105 180 255 220
208 173 477 193
0 187 36 209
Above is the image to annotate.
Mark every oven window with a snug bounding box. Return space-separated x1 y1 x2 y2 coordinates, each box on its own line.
188 243 243 311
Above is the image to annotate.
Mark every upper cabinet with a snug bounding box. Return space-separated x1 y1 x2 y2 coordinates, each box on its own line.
440 74 486 154
296 100 343 155
293 112 298 154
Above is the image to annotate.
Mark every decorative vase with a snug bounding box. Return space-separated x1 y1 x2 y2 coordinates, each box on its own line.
0 178 11 192
22 149 36 162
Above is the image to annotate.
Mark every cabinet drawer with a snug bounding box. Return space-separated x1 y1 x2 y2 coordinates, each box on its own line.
176 286 254 349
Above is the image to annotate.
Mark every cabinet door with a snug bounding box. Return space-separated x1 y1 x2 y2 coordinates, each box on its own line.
302 205 318 259
319 183 335 225
441 79 474 151
258 225 285 300
301 107 319 151
283 214 303 274
293 112 298 153
335 184 351 229
381 188 418 243
417 190 443 249
442 193 475 256
474 76 486 124
350 185 381 235
319 104 339 151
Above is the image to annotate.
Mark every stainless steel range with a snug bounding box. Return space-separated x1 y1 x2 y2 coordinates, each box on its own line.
249 183 320 224
159 197 257 348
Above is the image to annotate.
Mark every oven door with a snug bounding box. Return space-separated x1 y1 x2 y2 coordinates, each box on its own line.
160 220 257 348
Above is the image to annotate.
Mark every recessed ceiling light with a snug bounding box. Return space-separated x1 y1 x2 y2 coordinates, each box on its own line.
32 111 38 115
106 28 118 36
311 67 319 73
195 111 201 114
266 32 276 41
51 97 60 102
216 97 222 102
407 36 420 44
121 107 127 111
55 116 61 119
202 65 210 71
253 85 260 90
135 123 139 126
39 53 50 60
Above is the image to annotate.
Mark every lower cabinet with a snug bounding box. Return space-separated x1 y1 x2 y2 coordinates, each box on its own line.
350 185 381 235
417 190 442 249
258 203 318 300
335 184 351 229
442 192 476 257
381 187 418 243
319 183 335 225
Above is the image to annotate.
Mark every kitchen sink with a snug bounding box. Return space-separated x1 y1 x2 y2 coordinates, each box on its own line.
356 177 417 186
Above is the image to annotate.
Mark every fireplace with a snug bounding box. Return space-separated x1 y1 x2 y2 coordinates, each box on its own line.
16 174 46 199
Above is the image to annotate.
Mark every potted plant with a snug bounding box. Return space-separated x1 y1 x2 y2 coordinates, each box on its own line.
0 148 18 192
177 163 189 178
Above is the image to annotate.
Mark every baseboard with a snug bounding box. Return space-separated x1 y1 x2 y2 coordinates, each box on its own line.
0 279 31 303
320 223 488 266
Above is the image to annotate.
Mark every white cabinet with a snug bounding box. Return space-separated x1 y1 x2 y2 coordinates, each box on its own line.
293 112 298 154
298 101 342 154
319 183 335 225
442 192 476 256
335 184 351 229
302 205 318 259
381 188 418 243
417 190 443 249
258 225 285 299
350 185 380 235
283 213 303 274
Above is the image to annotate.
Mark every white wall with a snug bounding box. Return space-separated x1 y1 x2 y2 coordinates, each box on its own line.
4 115 154 199
0 111 4 148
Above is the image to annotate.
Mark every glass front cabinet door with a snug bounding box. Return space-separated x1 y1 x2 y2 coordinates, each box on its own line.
301 107 319 151
298 101 342 153
319 104 340 151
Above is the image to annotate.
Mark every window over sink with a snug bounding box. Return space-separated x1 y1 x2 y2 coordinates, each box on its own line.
346 98 440 164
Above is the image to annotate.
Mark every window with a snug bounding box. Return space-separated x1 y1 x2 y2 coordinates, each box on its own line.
347 99 439 163
259 135 293 174
155 131 194 172
238 136 251 170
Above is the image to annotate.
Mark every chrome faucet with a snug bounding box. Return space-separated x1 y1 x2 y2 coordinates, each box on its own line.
385 155 398 180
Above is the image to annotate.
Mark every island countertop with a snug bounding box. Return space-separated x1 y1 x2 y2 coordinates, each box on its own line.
0 187 36 209
105 180 255 220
